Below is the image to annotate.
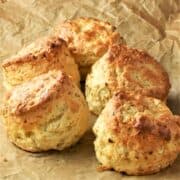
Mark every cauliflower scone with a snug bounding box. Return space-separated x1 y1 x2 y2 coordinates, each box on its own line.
86 45 170 115
55 17 124 79
1 70 89 152
2 36 80 89
93 92 180 175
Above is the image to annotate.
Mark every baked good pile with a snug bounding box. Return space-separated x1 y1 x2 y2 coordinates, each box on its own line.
1 17 179 175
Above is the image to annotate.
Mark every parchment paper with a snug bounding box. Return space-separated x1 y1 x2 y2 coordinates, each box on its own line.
0 0 180 179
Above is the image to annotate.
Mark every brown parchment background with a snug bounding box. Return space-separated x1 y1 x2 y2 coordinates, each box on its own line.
0 0 180 179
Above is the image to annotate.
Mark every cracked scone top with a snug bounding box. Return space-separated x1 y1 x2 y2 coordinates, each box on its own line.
55 17 123 78
85 44 170 115
2 70 89 152
93 92 180 175
2 36 80 89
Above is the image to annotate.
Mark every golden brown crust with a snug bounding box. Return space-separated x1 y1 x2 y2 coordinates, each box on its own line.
107 45 171 100
5 71 69 115
2 36 80 88
108 92 179 149
85 44 171 115
2 36 65 67
93 92 179 175
55 17 122 67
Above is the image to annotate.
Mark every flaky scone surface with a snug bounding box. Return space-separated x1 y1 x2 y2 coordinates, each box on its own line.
56 17 123 68
86 45 170 115
93 92 180 175
2 36 80 89
2 71 89 152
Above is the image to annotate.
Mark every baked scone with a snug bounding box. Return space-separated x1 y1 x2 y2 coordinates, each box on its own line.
2 36 80 89
93 92 180 175
55 17 123 79
1 70 89 152
85 45 170 115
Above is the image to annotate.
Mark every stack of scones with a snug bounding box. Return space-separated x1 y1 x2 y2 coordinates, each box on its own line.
1 17 179 175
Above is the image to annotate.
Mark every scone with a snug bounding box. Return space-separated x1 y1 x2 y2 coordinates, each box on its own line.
2 36 80 89
93 92 180 175
86 44 170 115
55 17 123 79
1 70 89 152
